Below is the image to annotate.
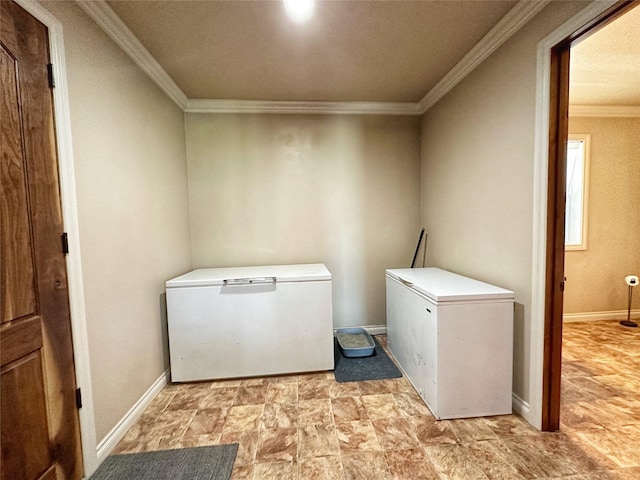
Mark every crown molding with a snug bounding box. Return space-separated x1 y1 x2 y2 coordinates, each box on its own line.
569 105 640 117
185 99 422 115
76 0 544 116
417 0 549 113
75 0 188 109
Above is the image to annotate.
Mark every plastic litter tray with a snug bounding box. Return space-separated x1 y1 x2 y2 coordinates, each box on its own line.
336 328 375 357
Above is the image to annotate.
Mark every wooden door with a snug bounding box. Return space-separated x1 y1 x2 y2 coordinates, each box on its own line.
1 2 83 479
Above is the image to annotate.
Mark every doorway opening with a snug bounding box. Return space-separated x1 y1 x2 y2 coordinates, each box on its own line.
542 0 639 432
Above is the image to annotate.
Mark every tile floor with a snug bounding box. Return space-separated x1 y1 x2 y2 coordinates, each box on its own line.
114 322 640 479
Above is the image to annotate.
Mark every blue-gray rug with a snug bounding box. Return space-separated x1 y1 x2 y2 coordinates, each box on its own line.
334 336 402 383
90 444 238 480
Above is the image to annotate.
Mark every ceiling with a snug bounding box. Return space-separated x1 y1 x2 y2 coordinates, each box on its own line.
105 0 517 103
94 1 639 110
570 5 640 107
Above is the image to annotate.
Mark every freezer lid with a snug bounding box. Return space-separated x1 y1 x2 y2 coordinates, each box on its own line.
386 267 514 302
166 263 331 288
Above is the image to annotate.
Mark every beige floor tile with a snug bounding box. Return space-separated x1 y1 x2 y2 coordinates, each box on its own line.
223 404 264 433
572 425 640 468
361 393 404 419
299 378 331 400
220 430 259 466
199 387 238 409
481 414 537 437
448 417 499 443
163 433 221 449
262 402 299 429
335 420 382 453
111 329 640 480
500 433 586 478
185 407 227 436
255 427 298 462
268 374 299 384
241 378 270 387
464 440 528 480
143 389 177 414
253 460 298 479
561 400 607 431
424 443 489 480
394 391 432 417
298 456 344 480
384 448 440 480
357 380 391 396
328 381 361 398
331 396 368 422
135 409 197 440
378 378 411 393
230 463 254 479
165 386 210 411
406 414 458 446
564 376 622 399
210 378 242 388
298 423 341 458
341 451 393 480
298 371 333 382
372 417 421 450
298 398 333 425
234 384 268 406
615 466 640 479
266 382 298 403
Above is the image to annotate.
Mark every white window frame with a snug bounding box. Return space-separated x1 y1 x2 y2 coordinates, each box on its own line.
565 133 590 251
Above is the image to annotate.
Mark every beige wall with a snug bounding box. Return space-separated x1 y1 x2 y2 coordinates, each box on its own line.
420 1 588 407
36 0 604 449
564 117 640 315
186 114 421 328
42 2 192 441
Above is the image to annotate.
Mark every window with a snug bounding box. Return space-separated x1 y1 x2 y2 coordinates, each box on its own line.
565 134 590 250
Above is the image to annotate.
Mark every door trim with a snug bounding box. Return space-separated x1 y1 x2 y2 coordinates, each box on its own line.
531 0 633 430
14 0 98 475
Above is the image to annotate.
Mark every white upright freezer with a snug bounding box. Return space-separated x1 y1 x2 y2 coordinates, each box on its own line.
166 264 334 382
386 267 514 419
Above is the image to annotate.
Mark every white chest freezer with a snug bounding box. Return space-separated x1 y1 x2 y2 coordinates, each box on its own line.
166 264 334 382
386 267 514 419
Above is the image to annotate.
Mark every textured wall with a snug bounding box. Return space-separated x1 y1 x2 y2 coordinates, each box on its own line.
564 117 640 315
420 1 589 410
186 113 421 328
43 1 192 441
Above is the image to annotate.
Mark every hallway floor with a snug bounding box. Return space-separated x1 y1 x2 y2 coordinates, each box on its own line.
114 324 640 479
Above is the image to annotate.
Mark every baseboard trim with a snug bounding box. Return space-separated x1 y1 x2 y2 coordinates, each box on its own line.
95 370 170 462
563 309 640 323
334 325 387 336
512 393 531 424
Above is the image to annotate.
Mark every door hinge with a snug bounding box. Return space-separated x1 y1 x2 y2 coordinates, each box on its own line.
75 388 82 409
61 232 69 255
560 281 565 291
47 63 55 88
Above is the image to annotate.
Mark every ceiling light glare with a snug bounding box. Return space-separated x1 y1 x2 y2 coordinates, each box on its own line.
283 0 314 24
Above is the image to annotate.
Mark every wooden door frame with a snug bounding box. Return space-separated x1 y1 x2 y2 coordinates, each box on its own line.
12 0 99 475
539 0 637 431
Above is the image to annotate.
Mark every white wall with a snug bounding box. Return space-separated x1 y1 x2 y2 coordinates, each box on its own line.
41 1 192 443
186 114 421 328
420 1 589 415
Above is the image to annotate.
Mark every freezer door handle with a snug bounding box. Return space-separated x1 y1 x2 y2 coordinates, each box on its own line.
223 277 277 286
